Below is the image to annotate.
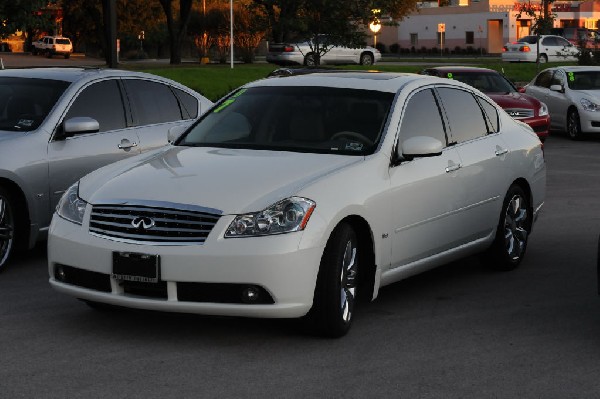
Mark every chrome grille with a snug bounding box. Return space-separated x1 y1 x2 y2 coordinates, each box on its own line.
505 108 534 119
89 202 221 245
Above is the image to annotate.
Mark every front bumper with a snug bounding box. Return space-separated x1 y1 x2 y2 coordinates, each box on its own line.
521 114 550 140
577 110 600 134
48 213 325 318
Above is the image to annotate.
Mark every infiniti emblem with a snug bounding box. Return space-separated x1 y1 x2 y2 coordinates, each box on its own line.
131 216 155 230
509 111 520 116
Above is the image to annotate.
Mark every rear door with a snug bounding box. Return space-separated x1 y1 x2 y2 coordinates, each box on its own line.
122 78 198 152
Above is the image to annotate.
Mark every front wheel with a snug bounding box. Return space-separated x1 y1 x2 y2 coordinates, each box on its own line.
567 108 582 140
303 223 359 337
360 53 374 65
0 187 16 272
485 185 531 271
304 53 317 66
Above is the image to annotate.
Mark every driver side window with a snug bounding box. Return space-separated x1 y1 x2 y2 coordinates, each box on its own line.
399 89 447 146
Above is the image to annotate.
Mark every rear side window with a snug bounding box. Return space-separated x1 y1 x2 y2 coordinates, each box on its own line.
478 97 499 133
173 87 198 119
437 87 488 143
400 89 447 145
65 80 127 133
124 79 182 125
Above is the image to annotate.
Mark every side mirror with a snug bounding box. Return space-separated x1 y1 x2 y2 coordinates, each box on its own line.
168 125 187 143
398 136 443 161
549 84 564 93
57 117 99 140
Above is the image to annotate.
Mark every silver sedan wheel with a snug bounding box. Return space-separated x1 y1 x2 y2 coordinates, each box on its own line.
0 192 15 270
567 109 581 140
339 240 357 323
503 194 528 262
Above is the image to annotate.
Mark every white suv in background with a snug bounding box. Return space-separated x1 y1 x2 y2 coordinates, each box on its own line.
32 36 73 59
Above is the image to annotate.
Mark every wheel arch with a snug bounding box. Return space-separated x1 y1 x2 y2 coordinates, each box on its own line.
359 51 374 64
0 177 31 250
335 215 376 303
510 177 534 230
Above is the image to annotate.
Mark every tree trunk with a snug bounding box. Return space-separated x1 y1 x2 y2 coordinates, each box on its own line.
159 0 193 65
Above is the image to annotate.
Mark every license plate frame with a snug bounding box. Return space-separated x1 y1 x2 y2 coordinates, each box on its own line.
112 252 160 283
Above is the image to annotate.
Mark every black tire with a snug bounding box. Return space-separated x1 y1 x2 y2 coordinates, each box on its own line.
538 54 548 63
46 50 52 58
304 53 317 67
64 53 70 59
0 187 16 272
485 185 531 271
360 52 374 65
32 48 37 55
597 233 600 295
303 223 359 338
567 108 582 140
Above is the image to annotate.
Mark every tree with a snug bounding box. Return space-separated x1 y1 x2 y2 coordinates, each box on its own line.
158 0 194 64
0 0 55 49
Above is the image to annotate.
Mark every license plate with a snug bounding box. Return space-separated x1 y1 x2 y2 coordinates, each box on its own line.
112 252 160 283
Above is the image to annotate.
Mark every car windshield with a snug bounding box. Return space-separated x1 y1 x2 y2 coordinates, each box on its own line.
179 86 394 155
446 72 516 93
566 71 600 90
0 77 70 132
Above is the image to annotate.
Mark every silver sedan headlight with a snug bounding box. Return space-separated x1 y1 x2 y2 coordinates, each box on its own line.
539 102 549 116
56 182 87 225
225 197 316 237
580 98 600 112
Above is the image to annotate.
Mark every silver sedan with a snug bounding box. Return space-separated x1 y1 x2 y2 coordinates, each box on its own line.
0 68 212 271
524 65 600 139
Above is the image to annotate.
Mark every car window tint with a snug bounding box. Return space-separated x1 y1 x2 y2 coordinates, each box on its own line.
173 87 198 119
556 37 570 46
399 89 447 145
542 37 557 46
65 80 126 133
477 97 499 133
437 87 488 143
124 79 182 125
534 70 553 88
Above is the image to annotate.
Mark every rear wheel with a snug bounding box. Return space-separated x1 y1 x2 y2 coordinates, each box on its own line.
567 108 582 140
359 52 374 65
538 54 548 63
64 53 70 59
303 223 358 337
0 187 16 272
304 53 317 66
485 185 531 271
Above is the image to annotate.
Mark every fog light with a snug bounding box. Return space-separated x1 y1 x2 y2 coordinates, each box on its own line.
55 265 66 282
241 286 260 303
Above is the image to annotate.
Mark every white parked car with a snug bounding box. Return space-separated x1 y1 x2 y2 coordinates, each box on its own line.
524 66 600 139
267 40 381 66
48 72 546 337
502 35 579 63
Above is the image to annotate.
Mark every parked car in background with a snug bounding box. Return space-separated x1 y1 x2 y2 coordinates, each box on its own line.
267 39 381 66
32 36 73 58
48 72 545 338
421 66 550 141
524 66 600 140
502 35 579 63
0 67 212 271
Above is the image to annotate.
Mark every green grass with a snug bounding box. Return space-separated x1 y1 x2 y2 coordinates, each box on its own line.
126 60 576 102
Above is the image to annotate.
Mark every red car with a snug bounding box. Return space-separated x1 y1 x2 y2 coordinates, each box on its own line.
421 66 550 141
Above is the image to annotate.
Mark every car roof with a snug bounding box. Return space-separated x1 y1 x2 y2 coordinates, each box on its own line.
424 66 497 73
247 71 435 93
554 65 600 73
0 67 181 85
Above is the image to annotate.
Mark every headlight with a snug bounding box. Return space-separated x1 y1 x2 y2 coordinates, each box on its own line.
56 182 87 225
539 102 549 116
580 98 600 111
225 197 316 238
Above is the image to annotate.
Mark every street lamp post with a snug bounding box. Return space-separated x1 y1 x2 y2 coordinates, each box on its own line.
369 18 381 48
230 0 234 69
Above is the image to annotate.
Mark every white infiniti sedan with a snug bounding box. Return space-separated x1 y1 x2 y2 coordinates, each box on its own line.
48 72 546 337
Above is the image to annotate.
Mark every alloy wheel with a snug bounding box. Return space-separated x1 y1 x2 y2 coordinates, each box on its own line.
339 240 357 323
0 194 15 269
503 194 528 262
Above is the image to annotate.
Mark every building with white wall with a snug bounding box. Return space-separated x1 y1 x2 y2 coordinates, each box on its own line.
374 0 600 54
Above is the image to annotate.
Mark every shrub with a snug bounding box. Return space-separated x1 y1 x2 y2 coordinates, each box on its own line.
389 43 400 54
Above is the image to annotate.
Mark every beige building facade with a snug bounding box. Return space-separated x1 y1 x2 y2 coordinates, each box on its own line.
373 0 600 54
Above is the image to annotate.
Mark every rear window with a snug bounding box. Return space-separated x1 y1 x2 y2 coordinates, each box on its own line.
518 36 538 44
0 77 70 132
56 39 71 45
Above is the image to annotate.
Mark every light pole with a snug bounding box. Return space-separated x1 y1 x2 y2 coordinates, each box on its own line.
230 0 234 69
369 18 381 48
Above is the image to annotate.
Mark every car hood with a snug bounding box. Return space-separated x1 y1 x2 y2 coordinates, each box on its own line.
487 92 540 109
0 130 26 141
569 89 600 100
80 146 362 214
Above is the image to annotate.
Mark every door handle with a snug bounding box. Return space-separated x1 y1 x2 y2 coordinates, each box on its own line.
495 147 508 156
445 163 461 173
118 141 138 150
